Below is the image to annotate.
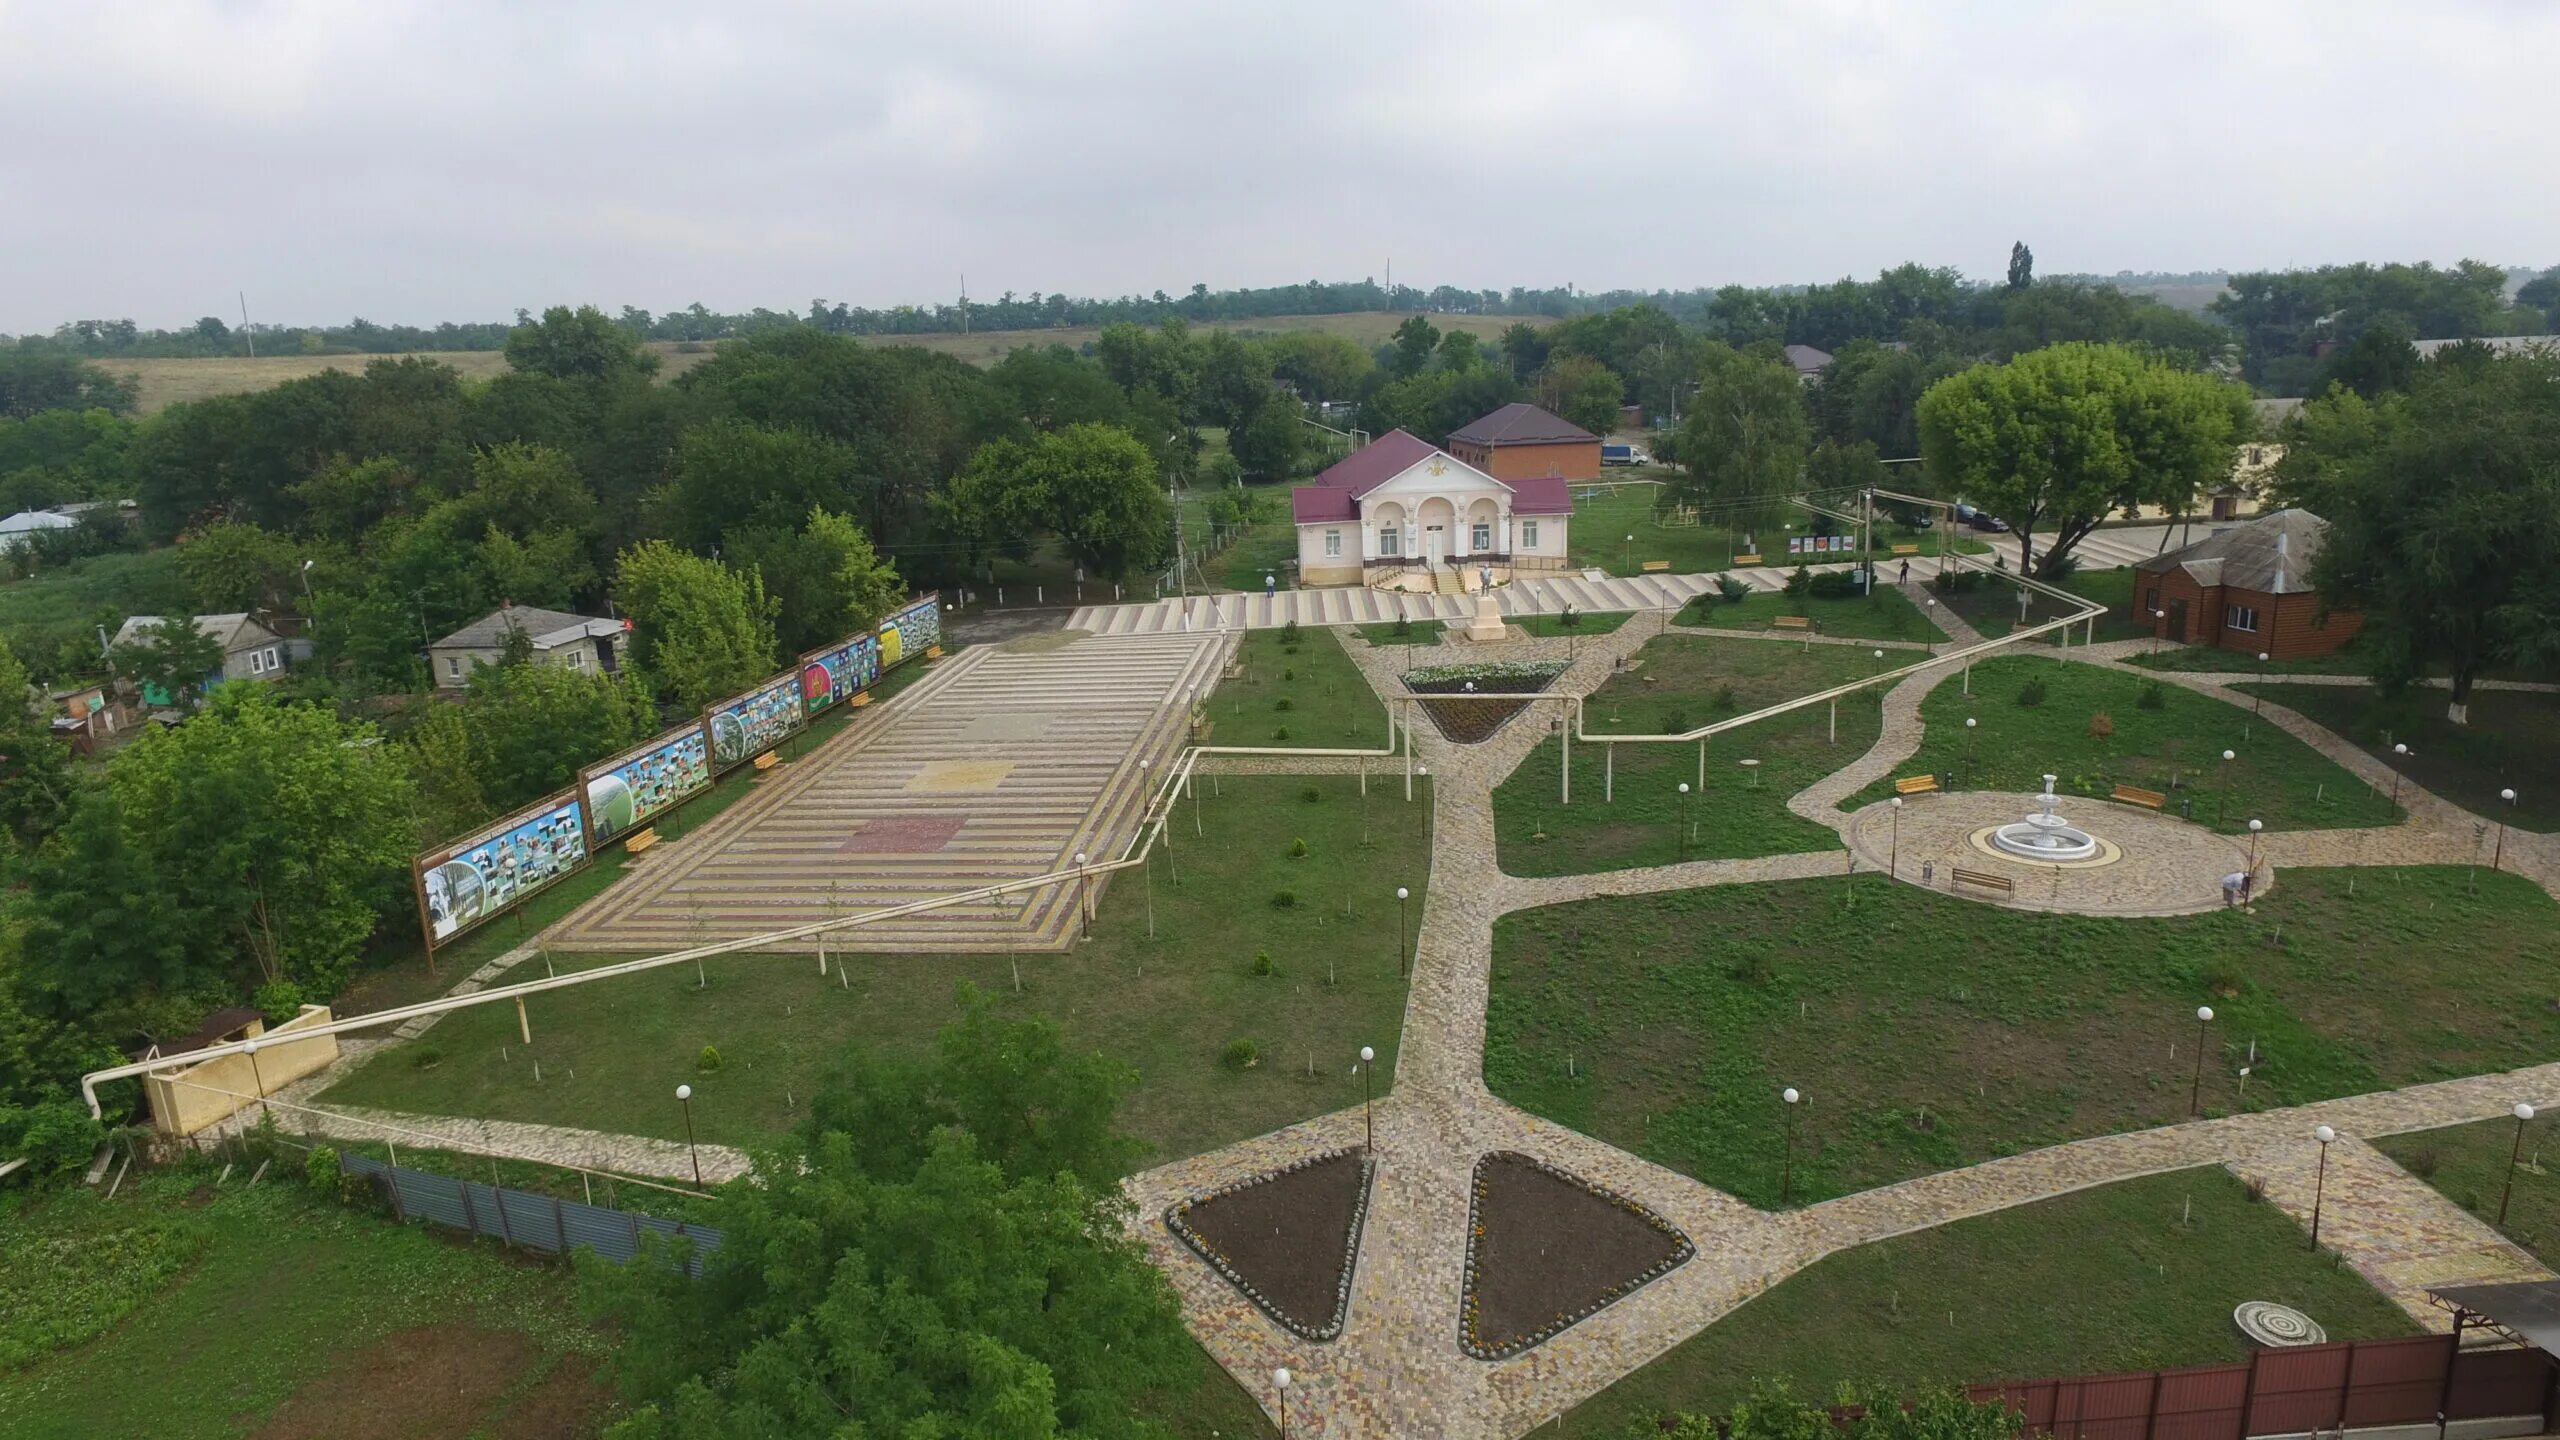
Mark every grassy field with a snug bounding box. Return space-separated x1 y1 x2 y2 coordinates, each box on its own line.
321 775 1430 1166
1516 609 1636 639
1934 567 2145 644
1494 636 1884 875
2129 640 2379 677
1563 1167 2417 1432
2375 1118 2560 1269
1676 586 1948 644
1353 618 1446 649
1563 488 1978 578
1485 867 2560 1205
2241 683 2560 833
1846 656 2399 834
1213 625 1389 750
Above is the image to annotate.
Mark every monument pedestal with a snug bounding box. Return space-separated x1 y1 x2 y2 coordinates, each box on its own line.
1462 589 1509 643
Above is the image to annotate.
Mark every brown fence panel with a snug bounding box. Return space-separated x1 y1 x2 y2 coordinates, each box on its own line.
2248 1342 2355 1437
2052 1371 2165 1440
2449 1345 2550 1422
2341 1336 2454 1429
2154 1363 2249 1440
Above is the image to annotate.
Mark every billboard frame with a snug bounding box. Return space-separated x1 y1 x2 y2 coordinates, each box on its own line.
412 784 594 967
578 719 714 849
702 671 808 775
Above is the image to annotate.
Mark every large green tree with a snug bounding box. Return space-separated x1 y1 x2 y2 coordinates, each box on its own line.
615 540 779 710
942 424 1172 581
406 654 657 830
725 506 908 656
0 352 136 420
1917 342 2250 575
584 992 1191 1439
1537 355 1626 438
1675 343 1812 536
503 304 663 384
2274 347 2560 722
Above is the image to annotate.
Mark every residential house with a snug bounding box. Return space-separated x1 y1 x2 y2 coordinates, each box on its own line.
1290 429 1572 589
1782 344 1835 381
111 612 291 704
0 510 77 553
1443 403 1603 483
428 603 625 689
2130 509 2361 662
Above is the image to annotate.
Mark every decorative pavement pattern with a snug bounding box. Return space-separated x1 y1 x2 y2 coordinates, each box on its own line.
259 577 2559 1439
546 631 1227 954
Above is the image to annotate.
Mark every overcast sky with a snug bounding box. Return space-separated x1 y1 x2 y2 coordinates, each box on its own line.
5 1 2556 333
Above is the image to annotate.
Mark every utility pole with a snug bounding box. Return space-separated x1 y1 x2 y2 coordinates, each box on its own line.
959 273 968 334
1170 476 1187 599
239 291 255 358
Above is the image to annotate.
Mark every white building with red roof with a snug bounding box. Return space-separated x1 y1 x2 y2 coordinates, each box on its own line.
1289 429 1573 590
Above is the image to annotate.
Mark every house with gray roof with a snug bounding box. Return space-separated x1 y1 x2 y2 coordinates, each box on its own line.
428 603 625 689
111 612 291 705
2129 509 2362 662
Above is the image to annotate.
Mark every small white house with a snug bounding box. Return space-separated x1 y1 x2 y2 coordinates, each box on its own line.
0 510 77 553
1289 430 1572 589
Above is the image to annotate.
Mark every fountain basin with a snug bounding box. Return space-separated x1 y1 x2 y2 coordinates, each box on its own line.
1990 818 2102 862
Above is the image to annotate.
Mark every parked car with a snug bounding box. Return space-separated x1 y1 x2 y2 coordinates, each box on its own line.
1967 511 2010 533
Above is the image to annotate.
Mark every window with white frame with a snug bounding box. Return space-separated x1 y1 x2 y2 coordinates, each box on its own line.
1521 519 1540 549
264 646 279 671
2226 604 2259 632
246 650 264 675
447 656 463 679
1472 521 1492 551
1323 528 1342 557
1379 527 1400 557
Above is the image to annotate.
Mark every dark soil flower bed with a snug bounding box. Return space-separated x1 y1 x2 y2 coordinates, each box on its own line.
1406 661 1566 744
1460 1151 1693 1360
1165 1148 1375 1341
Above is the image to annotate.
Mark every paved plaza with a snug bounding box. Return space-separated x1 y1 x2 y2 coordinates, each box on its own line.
260 571 2560 1439
546 630 1228 954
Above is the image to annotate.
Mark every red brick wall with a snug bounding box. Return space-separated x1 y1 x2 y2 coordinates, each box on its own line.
1463 439 1602 483
2130 571 2363 661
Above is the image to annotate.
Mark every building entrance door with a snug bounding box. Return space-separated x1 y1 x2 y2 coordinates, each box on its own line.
1425 525 1445 566
2167 597 2189 643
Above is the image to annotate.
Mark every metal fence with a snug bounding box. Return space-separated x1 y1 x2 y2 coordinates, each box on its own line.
343 1152 724 1272
1967 1336 2551 1440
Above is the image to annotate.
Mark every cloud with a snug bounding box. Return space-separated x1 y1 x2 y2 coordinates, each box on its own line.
2 1 2554 331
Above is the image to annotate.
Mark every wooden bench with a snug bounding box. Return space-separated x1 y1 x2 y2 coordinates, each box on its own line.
1640 560 1672 573
2109 784 2166 811
753 751 780 772
1771 614 1816 633
1894 773 1940 797
1890 543 1922 556
1734 553 1762 566
1951 867 2014 897
624 827 660 855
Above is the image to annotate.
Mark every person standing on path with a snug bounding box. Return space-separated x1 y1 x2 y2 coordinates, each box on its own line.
1899 557 1911 585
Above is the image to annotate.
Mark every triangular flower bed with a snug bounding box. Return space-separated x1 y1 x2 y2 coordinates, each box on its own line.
1166 1148 1375 1341
1460 1151 1693 1360
1406 660 1567 743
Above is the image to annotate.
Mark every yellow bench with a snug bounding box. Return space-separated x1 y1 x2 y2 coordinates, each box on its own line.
1895 774 1940 797
1734 553 1763 566
1891 544 1921 556
1772 614 1816 632
624 827 660 855
753 751 780 772
1640 560 1672 573
1951 867 2014 897
2110 784 2166 810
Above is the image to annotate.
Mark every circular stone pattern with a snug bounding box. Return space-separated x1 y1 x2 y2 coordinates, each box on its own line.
1845 790 2266 918
2234 1301 2327 1347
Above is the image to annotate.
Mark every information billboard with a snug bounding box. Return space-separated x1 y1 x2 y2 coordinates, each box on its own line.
415 790 590 948
705 673 806 771
876 593 941 671
580 722 712 844
797 632 881 718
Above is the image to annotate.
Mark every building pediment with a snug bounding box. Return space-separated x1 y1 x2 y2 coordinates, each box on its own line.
1358 454 1511 507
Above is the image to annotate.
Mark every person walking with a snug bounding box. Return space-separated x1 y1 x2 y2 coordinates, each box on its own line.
1899 557 1911 585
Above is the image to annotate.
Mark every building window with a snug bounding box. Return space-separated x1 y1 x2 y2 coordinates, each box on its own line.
1522 520 1539 549
246 650 263 675
2226 604 2259 633
1324 528 1342 558
447 656 462 679
2145 587 2159 614
1379 527 1400 557
264 647 279 671
1472 521 1492 551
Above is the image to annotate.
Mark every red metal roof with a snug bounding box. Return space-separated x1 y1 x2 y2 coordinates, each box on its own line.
1310 428 1441 498
1510 475 1572 515
1291 485 1358 523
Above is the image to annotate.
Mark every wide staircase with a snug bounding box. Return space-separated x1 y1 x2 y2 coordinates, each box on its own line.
1432 563 1468 598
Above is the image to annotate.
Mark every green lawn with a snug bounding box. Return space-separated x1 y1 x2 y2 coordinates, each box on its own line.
2129 641 2378 677
1216 625 1389 750
1563 1168 2418 1433
1353 618 1446 649
1845 656 2400 834
1486 867 2560 1205
1516 609 1635 638
1932 568 2144 644
1582 634 1896 736
2375 1119 2560 1269
1564 487 1978 577
1677 586 1949 643
2240 683 2560 833
322 775 1431 1167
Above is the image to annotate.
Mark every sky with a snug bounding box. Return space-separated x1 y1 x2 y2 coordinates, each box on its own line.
4 0 2557 333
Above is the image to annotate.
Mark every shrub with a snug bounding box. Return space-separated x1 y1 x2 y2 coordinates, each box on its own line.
1716 574 1751 604
409 1045 445 1070
697 1045 722 1073
1289 837 1309 858
1559 607 1583 629
305 1143 340 1193
2405 1146 2442 1180
1712 684 1738 712
1278 620 1302 644
2041 551 2080 582
1783 565 1813 597
1662 709 1691 734
2137 680 2167 711
2017 678 2048 708
1270 889 1297 909
1274 697 1293 712
1299 785 1321 804
1281 667 1296 682
1272 725 1290 741
1391 615 1413 637
1808 570 1858 600
251 979 307 1023
0 1099 105 1178
1221 1038 1260 1070
1250 951 1275 976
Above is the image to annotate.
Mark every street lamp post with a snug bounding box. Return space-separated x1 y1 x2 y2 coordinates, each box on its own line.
1395 887 1410 977
1416 765 1430 846
2501 1102 2538 1224
1923 596 1938 656
2247 818 2263 874
2152 608 2167 660
676 1084 702 1188
2219 749 2237 826
1890 795 1903 876
2310 1124 2336 1248
1780 1086 1802 1203
1274 1367 1291 1439
1074 851 1090 938
2389 743 2411 807
1963 716 1977 783
1360 1046 1377 1151
1677 782 1691 861
2190 1005 2215 1117
2495 789 2518 871
2254 652 2270 712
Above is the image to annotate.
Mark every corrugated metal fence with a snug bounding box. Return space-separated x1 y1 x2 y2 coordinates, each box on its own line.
342 1152 724 1271
1967 1335 2551 1440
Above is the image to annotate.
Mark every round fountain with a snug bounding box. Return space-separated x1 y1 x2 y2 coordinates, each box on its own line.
1990 774 2103 862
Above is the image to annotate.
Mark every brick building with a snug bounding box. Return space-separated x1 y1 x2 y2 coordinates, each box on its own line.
1443 403 1602 482
2130 509 2362 662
